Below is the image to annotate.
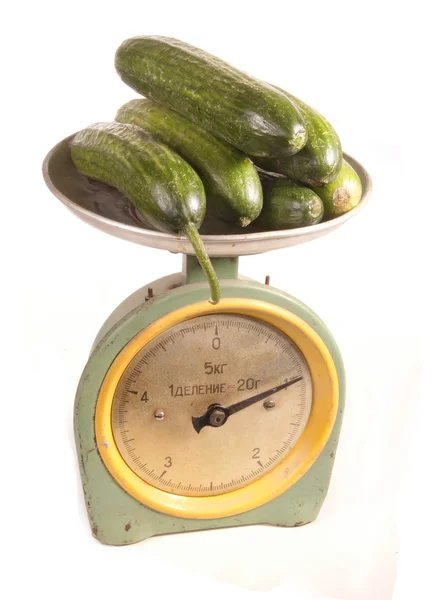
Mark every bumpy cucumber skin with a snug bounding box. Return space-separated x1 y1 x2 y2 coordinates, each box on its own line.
256 172 324 230
312 159 362 219
114 36 307 158
71 122 206 233
254 90 342 186
116 98 263 226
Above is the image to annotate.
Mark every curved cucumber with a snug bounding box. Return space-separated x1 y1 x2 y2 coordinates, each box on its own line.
116 98 263 227
115 36 307 157
254 90 342 186
256 172 324 230
312 159 362 219
71 122 220 303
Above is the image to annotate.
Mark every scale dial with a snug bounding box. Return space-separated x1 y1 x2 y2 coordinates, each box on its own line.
96 299 338 519
112 314 312 496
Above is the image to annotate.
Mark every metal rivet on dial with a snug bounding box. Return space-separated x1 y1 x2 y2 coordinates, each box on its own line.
154 409 165 420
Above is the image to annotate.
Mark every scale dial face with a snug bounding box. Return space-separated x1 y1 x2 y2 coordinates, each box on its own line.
96 300 338 519
112 314 312 496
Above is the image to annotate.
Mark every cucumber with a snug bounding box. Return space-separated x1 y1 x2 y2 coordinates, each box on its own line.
312 159 362 219
256 172 323 230
116 98 263 227
71 122 220 303
254 90 342 186
114 36 307 158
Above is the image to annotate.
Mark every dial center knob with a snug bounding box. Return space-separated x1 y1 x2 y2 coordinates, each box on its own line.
208 408 227 427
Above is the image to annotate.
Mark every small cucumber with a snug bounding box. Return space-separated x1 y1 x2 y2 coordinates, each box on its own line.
116 98 263 227
115 36 307 157
256 172 324 230
71 122 220 303
311 159 362 219
254 90 342 186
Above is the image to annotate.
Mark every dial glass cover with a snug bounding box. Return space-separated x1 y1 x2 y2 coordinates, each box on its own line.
111 314 312 497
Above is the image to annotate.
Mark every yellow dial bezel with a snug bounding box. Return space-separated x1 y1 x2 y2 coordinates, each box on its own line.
95 298 339 519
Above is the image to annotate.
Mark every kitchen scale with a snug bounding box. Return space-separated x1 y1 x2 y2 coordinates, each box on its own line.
43 134 371 546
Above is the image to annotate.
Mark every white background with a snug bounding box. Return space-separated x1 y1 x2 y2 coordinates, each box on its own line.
7 1 444 598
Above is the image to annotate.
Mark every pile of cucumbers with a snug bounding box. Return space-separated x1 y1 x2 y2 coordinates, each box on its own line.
71 36 362 304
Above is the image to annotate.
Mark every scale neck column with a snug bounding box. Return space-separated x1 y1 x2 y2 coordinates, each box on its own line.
182 255 239 285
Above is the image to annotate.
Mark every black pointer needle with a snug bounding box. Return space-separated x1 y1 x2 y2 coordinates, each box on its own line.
192 376 303 433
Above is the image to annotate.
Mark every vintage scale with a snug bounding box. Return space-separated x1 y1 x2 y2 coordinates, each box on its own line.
43 135 371 545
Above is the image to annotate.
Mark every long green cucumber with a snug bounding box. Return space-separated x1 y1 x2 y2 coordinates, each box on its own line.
256 171 323 230
254 90 342 186
115 98 262 227
71 122 220 303
114 36 307 158
311 159 362 219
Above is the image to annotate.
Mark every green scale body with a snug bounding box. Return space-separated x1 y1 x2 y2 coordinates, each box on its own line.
75 256 345 546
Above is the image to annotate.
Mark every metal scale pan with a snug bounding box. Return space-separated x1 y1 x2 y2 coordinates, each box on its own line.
43 134 372 257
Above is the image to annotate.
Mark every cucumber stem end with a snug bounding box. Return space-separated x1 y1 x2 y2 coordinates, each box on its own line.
183 223 221 305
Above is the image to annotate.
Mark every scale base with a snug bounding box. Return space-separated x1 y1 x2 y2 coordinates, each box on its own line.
75 258 344 545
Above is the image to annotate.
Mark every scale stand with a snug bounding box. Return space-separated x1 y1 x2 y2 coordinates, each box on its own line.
43 134 371 545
